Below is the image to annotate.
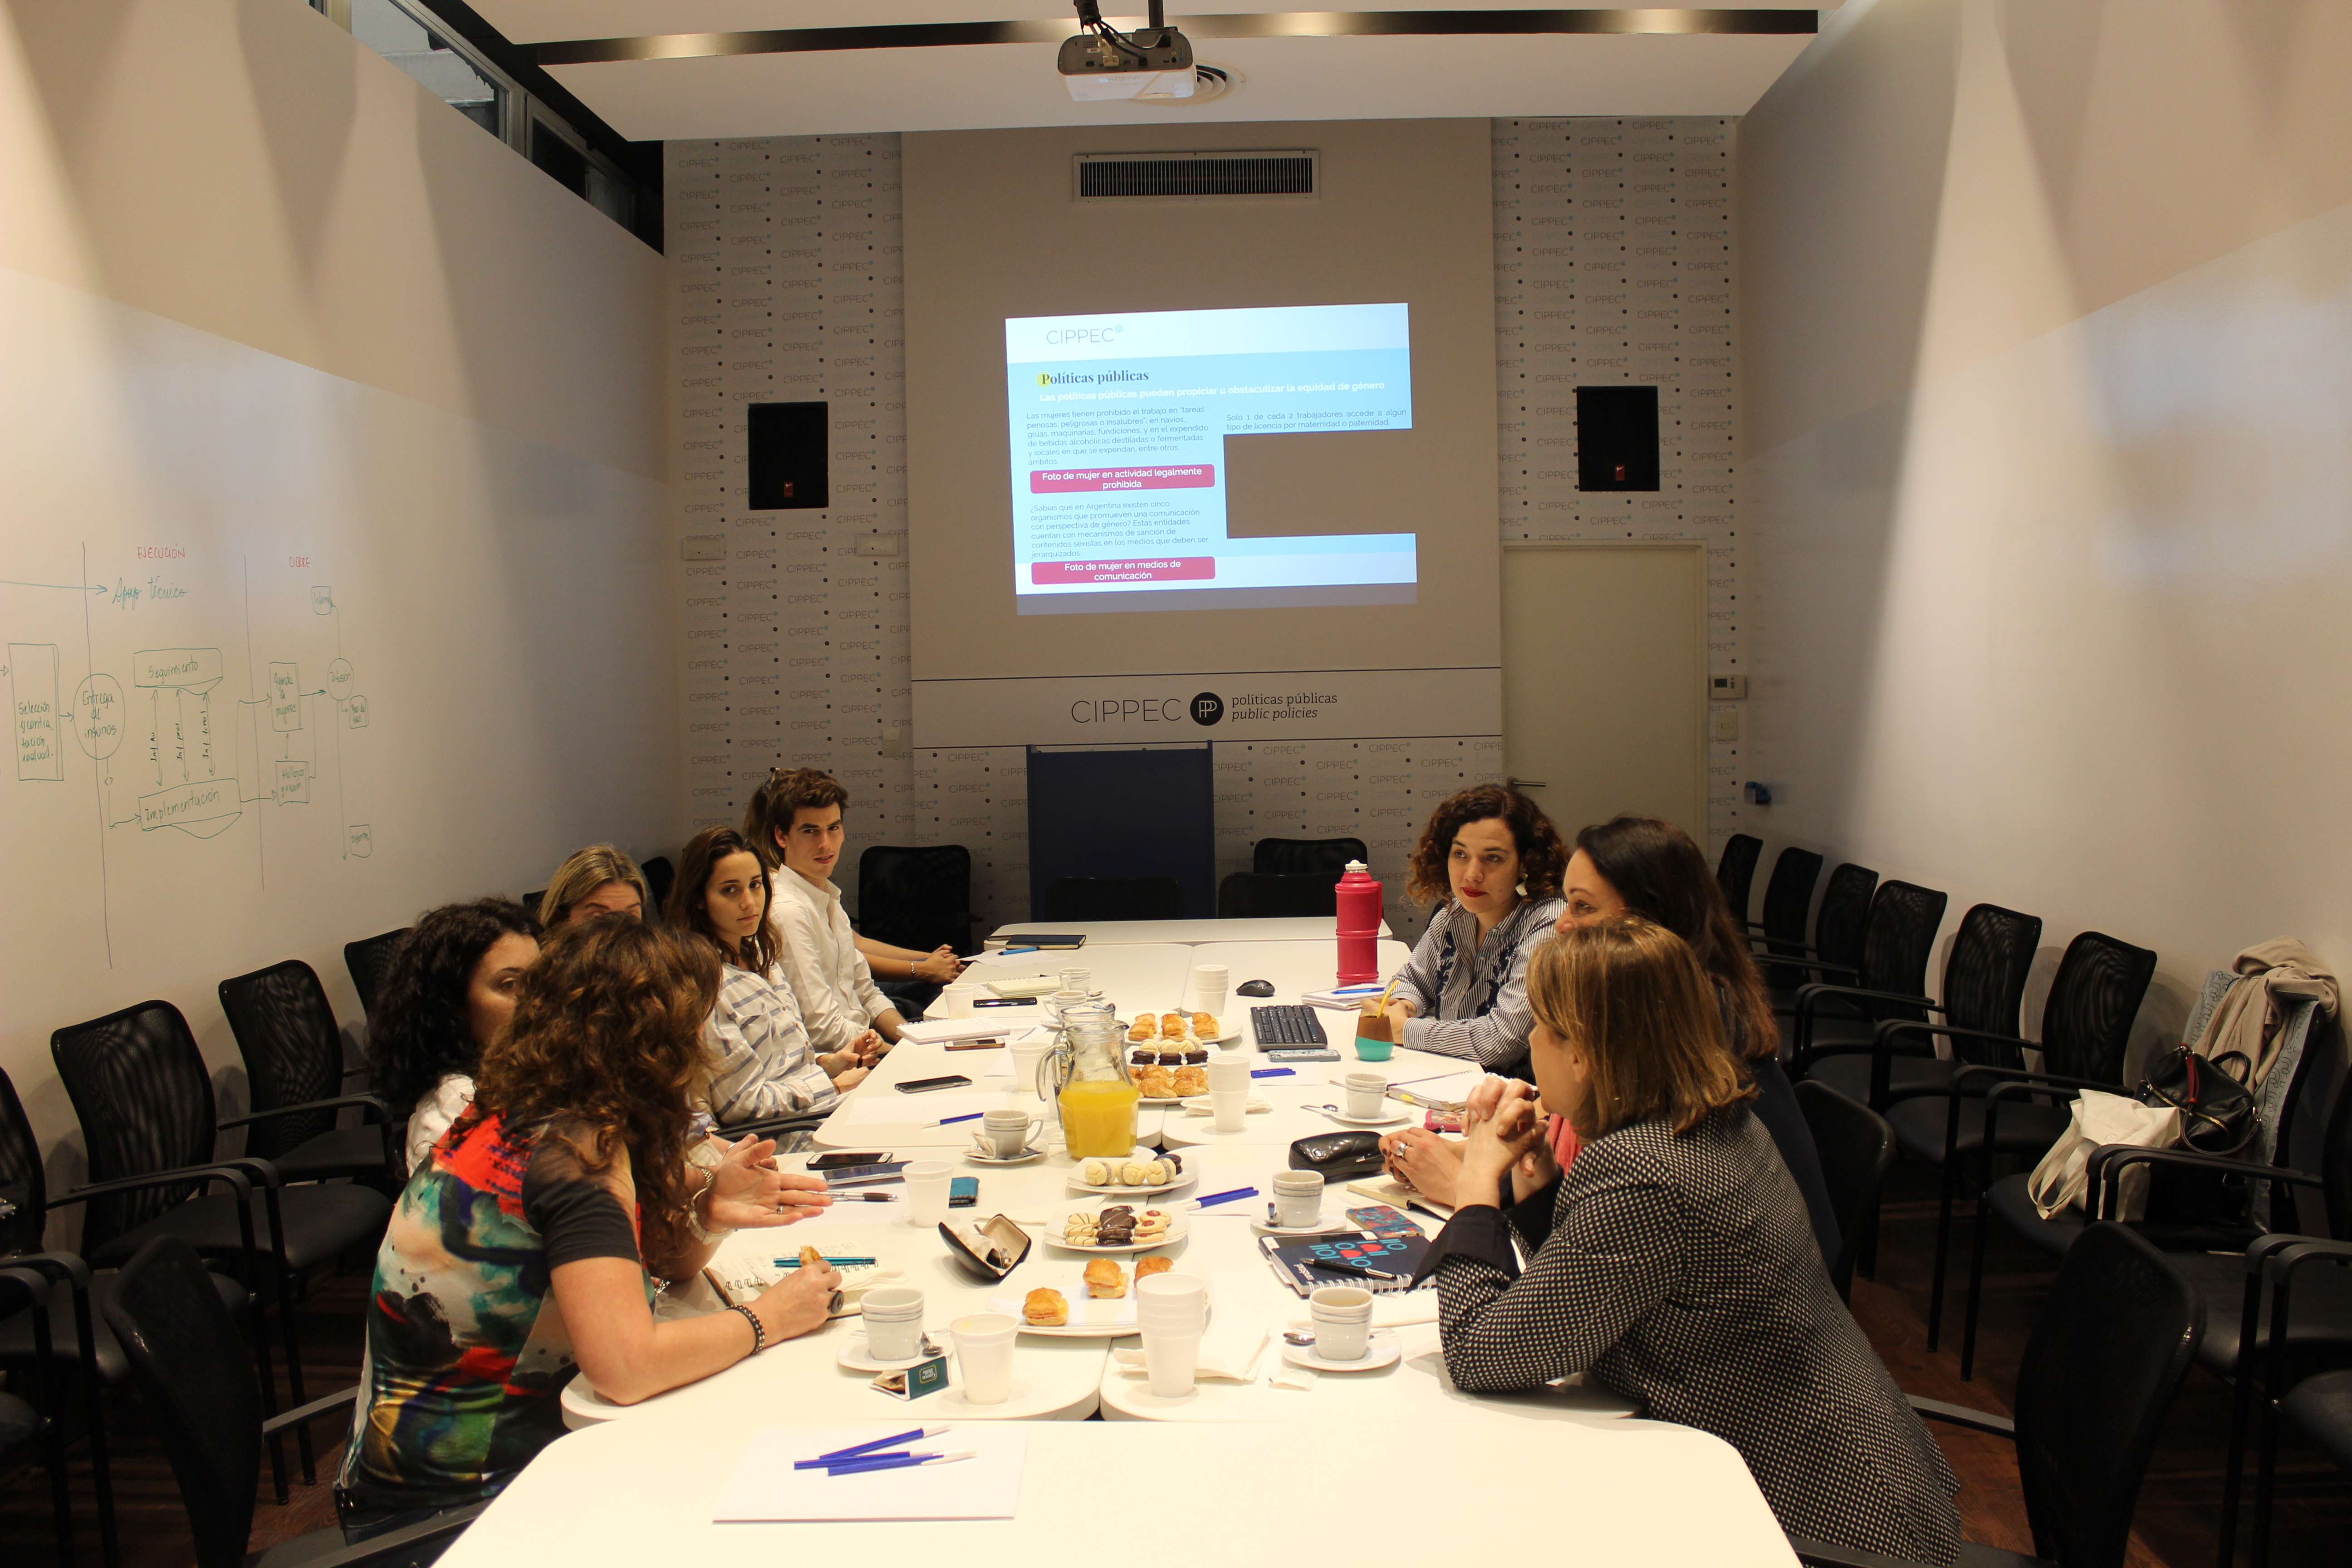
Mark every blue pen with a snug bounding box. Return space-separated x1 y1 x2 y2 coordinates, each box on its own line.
1250 1068 1296 1078
1002 945 1040 954
814 1426 947 1462
929 1111 983 1127
1194 1186 1259 1207
826 1451 974 1477
795 1450 911 1470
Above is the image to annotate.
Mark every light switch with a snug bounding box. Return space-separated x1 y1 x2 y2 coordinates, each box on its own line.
1710 708 1740 742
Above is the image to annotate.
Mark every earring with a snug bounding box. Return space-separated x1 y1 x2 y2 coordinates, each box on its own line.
1516 880 1528 897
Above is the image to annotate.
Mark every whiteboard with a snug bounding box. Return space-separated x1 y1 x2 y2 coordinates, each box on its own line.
0 265 674 1162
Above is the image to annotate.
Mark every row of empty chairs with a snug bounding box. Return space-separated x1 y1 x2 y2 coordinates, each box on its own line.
1715 832 2352 1568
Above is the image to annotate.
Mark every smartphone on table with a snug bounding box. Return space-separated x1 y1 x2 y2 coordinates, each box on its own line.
809 1150 890 1170
894 1074 973 1093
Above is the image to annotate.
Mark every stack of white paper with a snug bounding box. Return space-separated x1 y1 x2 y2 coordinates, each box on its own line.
712 1425 1029 1522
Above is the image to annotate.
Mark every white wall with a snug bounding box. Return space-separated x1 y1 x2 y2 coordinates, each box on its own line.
0 0 673 1205
1740 0 2352 1127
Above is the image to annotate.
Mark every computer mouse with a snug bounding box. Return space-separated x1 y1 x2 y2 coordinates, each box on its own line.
1237 979 1276 997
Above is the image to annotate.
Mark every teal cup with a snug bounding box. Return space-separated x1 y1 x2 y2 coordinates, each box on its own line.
1352 1036 1395 1062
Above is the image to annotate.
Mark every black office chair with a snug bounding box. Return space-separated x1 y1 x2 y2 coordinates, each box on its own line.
1946 938 2190 1379
1217 872 1337 919
2079 1075 2352 1568
1786 879 1951 1066
51 1001 392 1489
1748 846 1824 990
218 960 395 1186
519 889 545 920
0 1265 78 1565
1252 837 1367 878
1044 876 1183 922
1793 1080 1895 1300
1791 1222 2203 1568
1715 833 1763 925
641 854 676 918
341 926 410 1019
858 844 976 955
1765 860 1878 1009
102 1236 483 1568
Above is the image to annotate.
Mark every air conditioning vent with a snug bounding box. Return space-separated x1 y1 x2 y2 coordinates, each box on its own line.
1073 150 1316 202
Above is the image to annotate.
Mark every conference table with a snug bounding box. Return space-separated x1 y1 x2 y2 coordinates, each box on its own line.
990 914 1391 946
474 916 1796 1565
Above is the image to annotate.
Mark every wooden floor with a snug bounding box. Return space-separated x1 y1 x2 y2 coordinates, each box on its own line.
1 1164 2345 1565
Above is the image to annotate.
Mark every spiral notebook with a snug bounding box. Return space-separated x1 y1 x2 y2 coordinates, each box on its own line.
1259 1231 1431 1295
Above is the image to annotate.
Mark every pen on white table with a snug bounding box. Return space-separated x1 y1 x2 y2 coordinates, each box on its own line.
824 1451 975 1477
928 1111 984 1127
812 1426 951 1462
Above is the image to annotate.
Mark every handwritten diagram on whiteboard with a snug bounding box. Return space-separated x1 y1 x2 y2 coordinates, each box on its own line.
4 548 378 961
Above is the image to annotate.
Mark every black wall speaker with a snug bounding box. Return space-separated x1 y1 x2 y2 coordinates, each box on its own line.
1575 385 1660 491
748 401 829 510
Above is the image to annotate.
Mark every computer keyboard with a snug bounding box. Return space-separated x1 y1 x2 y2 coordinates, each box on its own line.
1250 1004 1330 1046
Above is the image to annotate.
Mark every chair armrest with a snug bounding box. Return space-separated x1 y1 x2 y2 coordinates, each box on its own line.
2266 1238 2352 1283
220 1091 391 1130
1908 1395 2018 1438
1792 984 1941 1071
313 1499 489 1568
1882 1020 2029 1053
2088 1144 2321 1220
0 1251 93 1290
260 1382 359 1439
1797 983 1941 1016
1957 1065 2111 1099
48 1162 256 1207
0 1265 51 1312
1786 1535 1936 1568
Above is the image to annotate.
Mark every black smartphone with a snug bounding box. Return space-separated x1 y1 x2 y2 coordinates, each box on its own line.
809 1150 889 1170
971 996 1034 1009
894 1074 973 1093
823 1162 909 1187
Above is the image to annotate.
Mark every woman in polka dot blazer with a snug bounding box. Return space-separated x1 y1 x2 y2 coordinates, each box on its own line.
1415 916 1960 1563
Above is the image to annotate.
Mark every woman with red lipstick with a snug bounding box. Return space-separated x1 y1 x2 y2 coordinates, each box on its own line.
1372 784 1568 1073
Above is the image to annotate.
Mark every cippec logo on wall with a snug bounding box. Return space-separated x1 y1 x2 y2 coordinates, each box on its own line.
1063 689 1340 727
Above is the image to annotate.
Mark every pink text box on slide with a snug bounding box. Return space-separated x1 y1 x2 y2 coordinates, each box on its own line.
1029 465 1216 493
1030 558 1216 584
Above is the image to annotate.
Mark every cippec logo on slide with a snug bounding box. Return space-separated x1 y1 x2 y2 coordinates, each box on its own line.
1063 688 1343 727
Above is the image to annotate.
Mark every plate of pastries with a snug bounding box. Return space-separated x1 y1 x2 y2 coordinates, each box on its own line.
1001 1256 1199 1336
1066 1148 1195 1196
1046 1200 1191 1254
1126 1010 1237 1102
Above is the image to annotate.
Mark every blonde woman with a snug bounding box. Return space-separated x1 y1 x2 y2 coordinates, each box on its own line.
1421 918 1960 1562
539 843 653 928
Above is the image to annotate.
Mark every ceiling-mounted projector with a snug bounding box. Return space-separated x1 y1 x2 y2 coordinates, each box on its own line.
1060 1 1195 100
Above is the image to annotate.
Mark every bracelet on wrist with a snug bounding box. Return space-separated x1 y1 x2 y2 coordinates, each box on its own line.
686 1168 735 1245
726 1302 767 1355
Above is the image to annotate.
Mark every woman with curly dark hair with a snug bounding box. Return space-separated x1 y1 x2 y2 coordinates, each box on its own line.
341 916 837 1530
1370 783 1568 1074
364 897 541 1174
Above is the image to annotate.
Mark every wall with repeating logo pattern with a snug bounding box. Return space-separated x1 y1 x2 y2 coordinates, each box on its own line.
668 118 1742 941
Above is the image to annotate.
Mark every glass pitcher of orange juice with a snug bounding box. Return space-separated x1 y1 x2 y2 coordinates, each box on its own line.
1051 1005 1139 1159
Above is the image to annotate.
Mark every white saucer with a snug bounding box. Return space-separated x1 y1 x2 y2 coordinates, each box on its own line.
1250 1209 1354 1237
1281 1328 1402 1373
1043 1200 1191 1254
834 1330 946 1373
965 1145 1049 1165
1308 1105 1411 1129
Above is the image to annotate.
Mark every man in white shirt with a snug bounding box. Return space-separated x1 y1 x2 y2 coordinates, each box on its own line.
750 767 965 1058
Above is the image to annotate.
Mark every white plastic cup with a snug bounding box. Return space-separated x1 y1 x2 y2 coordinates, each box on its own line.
1190 964 1230 1020
1343 1071 1388 1120
860 1287 925 1360
949 1313 1017 1404
1058 967 1092 995
1142 1330 1201 1397
979 1109 1043 1158
1009 1039 1054 1101
1309 1284 1374 1361
1272 1170 1325 1228
1209 1086 1250 1133
1205 1054 1251 1095
1135 1271 1208 1323
905 1160 954 1226
940 982 978 1018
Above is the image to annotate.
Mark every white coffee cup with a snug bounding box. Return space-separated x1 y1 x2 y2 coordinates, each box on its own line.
1205 1054 1251 1095
978 1109 1043 1158
1190 964 1229 1021
860 1286 925 1361
1009 1038 1054 1100
949 1313 1018 1404
1209 1086 1250 1133
1309 1284 1375 1361
1272 1170 1325 1229
940 981 979 1018
1343 1071 1388 1120
905 1160 954 1226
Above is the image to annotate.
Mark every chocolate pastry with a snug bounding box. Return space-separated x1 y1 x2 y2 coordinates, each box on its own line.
1183 1048 1208 1065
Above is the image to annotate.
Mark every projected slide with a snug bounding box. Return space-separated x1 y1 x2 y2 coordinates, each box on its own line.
1005 303 1414 613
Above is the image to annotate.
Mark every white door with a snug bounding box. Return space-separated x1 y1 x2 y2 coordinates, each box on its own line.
1501 544 1705 842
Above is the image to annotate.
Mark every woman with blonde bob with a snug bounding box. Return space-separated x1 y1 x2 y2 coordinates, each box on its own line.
1419 918 1960 1562
539 843 653 928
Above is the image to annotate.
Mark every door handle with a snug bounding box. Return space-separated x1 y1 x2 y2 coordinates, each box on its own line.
1507 777 1548 789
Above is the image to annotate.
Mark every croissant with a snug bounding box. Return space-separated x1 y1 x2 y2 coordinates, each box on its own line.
1084 1258 1127 1298
1024 1287 1069 1326
799 1244 826 1268
1159 1012 1187 1036
1134 1256 1175 1281
1173 1066 1207 1096
1191 1012 1217 1036
1128 1015 1157 1041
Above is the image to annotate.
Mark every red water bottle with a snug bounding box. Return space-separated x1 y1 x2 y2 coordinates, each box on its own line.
1335 860 1382 984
